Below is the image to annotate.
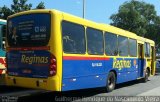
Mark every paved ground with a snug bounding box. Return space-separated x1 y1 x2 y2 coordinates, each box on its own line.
1 74 160 102
96 73 160 96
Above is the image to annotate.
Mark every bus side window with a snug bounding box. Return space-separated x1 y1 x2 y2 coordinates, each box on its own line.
118 36 129 56
105 32 118 56
62 21 86 54
2 25 6 50
145 42 150 57
129 38 137 57
63 35 75 52
86 28 103 55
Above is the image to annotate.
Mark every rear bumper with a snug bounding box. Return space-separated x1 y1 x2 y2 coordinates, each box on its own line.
5 75 61 91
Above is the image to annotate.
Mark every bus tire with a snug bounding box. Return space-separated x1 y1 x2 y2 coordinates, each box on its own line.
106 72 116 92
142 69 149 83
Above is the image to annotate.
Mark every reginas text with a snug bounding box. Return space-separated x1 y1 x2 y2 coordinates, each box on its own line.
113 59 131 70
21 55 49 64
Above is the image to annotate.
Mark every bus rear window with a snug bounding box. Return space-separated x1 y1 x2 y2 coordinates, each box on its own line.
7 13 51 47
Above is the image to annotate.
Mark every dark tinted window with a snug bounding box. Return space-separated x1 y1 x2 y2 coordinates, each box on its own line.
118 36 128 56
62 21 85 54
0 25 2 48
2 25 6 49
2 25 6 37
87 28 103 55
129 39 137 57
0 25 6 49
7 14 51 47
105 32 118 56
145 42 150 57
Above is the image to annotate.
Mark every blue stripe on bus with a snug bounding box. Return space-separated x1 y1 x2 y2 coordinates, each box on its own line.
62 57 144 91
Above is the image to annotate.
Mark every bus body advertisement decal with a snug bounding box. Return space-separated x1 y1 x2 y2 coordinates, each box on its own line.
7 50 50 78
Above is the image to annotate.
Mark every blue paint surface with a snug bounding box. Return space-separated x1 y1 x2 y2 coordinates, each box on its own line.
138 59 145 77
62 57 143 91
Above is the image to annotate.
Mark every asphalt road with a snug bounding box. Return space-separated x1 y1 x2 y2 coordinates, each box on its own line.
1 74 160 102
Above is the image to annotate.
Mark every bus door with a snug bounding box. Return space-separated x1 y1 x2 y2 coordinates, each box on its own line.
151 46 155 75
138 44 144 77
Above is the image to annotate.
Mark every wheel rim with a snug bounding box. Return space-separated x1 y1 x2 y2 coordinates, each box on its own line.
145 70 149 80
108 76 114 89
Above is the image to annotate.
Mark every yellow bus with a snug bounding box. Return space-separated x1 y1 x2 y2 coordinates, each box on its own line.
0 19 6 75
5 9 155 92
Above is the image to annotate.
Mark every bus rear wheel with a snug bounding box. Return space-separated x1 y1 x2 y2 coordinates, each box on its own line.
142 69 149 83
106 72 116 92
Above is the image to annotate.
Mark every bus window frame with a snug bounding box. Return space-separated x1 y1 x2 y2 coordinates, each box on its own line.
118 35 129 57
86 27 104 55
144 42 151 58
2 25 6 50
61 20 86 55
0 24 6 50
104 32 118 56
128 38 137 57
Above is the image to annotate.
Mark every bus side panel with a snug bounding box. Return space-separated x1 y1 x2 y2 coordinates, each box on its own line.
126 58 139 81
137 59 146 78
62 74 107 91
109 58 139 84
62 57 111 91
62 57 139 91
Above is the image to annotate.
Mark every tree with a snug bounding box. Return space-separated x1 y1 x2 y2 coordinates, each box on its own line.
0 6 12 19
110 0 160 49
11 0 32 13
0 0 45 19
36 2 45 9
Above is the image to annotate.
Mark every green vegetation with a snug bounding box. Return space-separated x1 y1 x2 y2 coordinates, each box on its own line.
0 0 45 19
110 0 160 49
0 0 160 51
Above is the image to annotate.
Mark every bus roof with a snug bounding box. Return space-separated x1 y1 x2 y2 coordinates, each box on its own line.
145 38 155 45
136 36 155 45
60 10 138 39
8 9 154 44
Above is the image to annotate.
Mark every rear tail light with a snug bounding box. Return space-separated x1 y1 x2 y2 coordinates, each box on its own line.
49 54 57 76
